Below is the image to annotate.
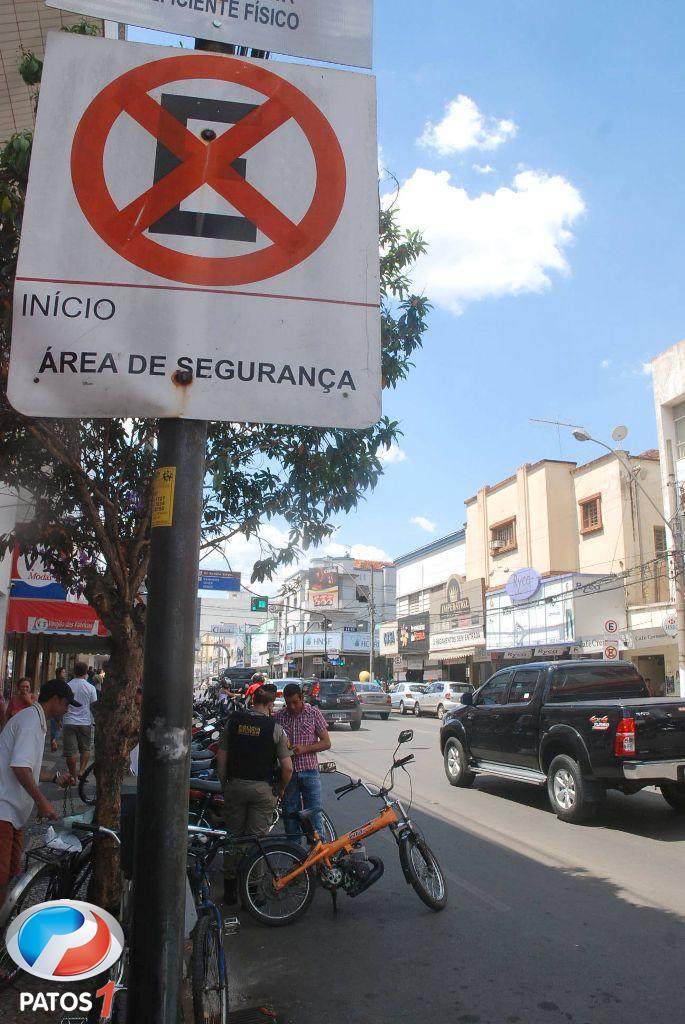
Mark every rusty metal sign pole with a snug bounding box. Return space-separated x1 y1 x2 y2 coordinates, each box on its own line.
127 415 207 1024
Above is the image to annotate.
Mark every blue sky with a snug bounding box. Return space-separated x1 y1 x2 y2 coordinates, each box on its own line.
127 4 685 582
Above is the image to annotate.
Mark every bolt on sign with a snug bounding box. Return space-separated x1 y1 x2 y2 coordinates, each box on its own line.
8 32 380 428
46 0 373 69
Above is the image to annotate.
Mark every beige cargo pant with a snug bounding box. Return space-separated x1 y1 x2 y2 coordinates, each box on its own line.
223 778 277 881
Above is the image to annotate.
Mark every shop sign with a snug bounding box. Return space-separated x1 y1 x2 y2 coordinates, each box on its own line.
663 613 678 638
431 626 485 652
501 648 534 660
440 576 470 618
506 568 542 603
534 646 570 659
398 614 430 653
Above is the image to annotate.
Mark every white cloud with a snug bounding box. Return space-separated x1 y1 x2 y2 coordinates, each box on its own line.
473 163 494 175
323 542 392 562
378 444 407 465
391 167 585 316
410 516 436 533
600 359 612 369
419 95 517 155
641 361 652 377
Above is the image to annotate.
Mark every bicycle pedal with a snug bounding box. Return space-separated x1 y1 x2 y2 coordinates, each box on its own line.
223 916 240 935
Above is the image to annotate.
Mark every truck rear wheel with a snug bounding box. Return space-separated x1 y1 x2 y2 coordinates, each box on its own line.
547 754 596 824
660 783 685 812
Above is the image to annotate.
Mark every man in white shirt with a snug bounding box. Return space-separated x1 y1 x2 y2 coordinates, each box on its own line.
62 662 98 781
0 678 78 908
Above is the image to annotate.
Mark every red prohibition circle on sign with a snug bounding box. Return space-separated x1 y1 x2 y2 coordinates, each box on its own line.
71 55 347 286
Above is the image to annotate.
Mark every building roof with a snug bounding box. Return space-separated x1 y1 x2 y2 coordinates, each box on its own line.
637 449 660 461
464 459 577 505
393 529 466 567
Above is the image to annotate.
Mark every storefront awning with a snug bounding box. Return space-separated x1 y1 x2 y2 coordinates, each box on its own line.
7 598 107 637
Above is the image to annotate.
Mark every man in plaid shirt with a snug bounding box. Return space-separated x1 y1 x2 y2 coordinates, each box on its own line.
275 682 331 841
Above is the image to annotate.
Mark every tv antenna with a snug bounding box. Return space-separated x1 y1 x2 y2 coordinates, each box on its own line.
530 418 585 459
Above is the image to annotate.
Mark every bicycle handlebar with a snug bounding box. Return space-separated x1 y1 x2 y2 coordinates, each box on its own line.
71 823 121 847
334 780 360 796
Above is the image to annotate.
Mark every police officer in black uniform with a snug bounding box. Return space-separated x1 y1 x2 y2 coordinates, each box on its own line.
216 685 293 905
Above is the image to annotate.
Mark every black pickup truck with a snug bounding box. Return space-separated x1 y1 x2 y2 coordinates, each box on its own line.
439 660 685 823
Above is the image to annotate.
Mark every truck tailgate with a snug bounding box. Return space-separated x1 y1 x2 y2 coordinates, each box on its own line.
625 698 685 760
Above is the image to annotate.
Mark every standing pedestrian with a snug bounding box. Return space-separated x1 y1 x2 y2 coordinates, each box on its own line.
275 682 331 843
0 679 78 910
5 678 35 722
47 666 67 752
216 686 293 904
61 662 98 781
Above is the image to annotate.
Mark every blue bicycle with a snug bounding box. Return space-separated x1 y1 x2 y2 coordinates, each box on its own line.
187 826 236 1024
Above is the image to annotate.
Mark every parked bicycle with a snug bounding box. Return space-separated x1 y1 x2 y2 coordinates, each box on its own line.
238 730 447 925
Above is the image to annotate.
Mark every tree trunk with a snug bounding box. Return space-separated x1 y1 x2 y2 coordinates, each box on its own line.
88 618 143 912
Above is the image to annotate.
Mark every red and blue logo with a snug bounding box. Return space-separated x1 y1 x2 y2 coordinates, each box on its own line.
6 900 124 982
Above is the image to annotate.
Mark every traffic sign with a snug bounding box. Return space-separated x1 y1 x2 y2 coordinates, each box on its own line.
8 33 380 428
266 641 279 652
604 619 619 635
198 569 241 592
46 0 374 69
603 642 620 662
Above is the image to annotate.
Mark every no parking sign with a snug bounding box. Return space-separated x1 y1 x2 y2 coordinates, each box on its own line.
8 33 380 427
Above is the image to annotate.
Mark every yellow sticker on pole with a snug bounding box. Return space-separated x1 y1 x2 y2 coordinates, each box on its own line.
152 467 176 528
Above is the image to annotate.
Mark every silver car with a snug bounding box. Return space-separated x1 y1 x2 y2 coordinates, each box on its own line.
389 682 428 716
355 682 392 719
417 681 474 719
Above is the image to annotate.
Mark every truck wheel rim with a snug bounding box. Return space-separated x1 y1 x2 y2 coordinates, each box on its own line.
447 744 461 778
554 769 576 810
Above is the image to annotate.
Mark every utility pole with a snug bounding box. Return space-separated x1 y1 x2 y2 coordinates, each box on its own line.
665 440 685 696
369 568 375 682
127 419 207 1024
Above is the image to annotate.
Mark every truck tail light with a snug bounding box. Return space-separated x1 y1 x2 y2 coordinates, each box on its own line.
614 717 636 757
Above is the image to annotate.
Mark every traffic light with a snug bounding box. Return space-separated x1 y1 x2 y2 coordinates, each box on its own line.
250 596 268 612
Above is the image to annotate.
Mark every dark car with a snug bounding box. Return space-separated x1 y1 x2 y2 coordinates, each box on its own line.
439 660 685 823
302 678 363 730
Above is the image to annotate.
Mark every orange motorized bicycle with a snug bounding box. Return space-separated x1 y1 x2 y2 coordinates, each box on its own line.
239 730 447 925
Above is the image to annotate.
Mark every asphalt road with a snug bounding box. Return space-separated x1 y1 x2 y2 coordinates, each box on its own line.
232 712 685 1024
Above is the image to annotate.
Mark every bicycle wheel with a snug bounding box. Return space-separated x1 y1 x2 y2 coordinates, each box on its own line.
239 843 315 927
191 912 228 1024
0 864 61 989
320 810 338 845
79 762 97 806
398 833 447 911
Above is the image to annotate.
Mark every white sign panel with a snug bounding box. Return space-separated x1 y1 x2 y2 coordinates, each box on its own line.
431 627 485 652
46 0 373 69
9 33 380 427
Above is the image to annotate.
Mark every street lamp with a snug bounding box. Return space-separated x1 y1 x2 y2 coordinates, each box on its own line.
572 425 685 695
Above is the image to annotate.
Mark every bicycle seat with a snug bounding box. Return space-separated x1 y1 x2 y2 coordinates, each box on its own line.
189 777 222 794
190 747 214 759
296 809 319 839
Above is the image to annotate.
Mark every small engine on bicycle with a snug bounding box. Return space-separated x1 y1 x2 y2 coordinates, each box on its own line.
321 844 385 898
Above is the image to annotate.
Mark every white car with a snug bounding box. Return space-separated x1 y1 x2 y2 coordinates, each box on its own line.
417 682 474 719
390 682 428 716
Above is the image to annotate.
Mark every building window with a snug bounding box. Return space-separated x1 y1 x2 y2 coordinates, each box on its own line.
490 518 516 555
397 596 409 617
673 401 685 461
655 525 668 603
579 494 602 534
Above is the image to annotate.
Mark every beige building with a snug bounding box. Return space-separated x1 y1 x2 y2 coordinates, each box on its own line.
0 2 102 141
466 452 674 692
